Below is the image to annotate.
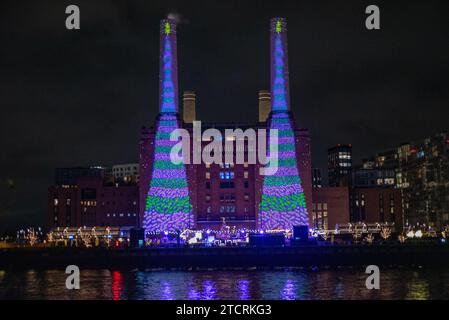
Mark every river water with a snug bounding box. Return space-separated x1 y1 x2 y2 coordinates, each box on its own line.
0 268 448 300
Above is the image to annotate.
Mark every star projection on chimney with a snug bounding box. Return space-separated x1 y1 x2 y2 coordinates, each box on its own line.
258 18 309 230
143 20 193 232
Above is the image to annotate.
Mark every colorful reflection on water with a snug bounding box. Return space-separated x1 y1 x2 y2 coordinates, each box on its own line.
0 268 448 300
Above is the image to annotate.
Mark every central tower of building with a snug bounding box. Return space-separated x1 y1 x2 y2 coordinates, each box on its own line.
258 18 309 230
143 20 193 232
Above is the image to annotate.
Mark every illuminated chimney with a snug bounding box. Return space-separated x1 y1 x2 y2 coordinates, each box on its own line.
182 91 196 123
258 90 271 122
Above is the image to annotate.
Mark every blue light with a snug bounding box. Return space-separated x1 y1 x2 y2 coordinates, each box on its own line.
272 35 288 111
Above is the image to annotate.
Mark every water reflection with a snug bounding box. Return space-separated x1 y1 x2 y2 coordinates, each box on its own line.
0 268 448 300
281 279 296 300
161 281 174 300
238 280 250 300
111 271 122 300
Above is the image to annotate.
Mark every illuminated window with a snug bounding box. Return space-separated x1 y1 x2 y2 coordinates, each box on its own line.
244 171 248 179
54 198 58 206
206 172 210 179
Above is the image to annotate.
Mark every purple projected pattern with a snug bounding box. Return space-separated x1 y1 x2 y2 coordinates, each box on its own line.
258 18 309 230
143 20 193 232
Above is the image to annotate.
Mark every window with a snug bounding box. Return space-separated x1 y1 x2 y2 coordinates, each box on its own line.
206 182 211 189
220 181 234 188
244 181 249 188
244 171 248 179
205 172 210 179
220 171 234 180
205 194 211 202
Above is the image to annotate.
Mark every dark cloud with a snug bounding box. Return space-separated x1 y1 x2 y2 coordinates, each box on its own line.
0 0 448 231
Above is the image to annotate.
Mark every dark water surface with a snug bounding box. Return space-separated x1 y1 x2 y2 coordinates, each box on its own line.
0 268 448 300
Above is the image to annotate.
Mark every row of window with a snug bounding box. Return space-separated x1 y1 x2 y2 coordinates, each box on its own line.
205 171 249 180
205 206 250 214
106 213 137 218
205 181 249 189
205 193 251 202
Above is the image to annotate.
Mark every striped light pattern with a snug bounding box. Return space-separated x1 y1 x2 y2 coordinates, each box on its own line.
143 20 193 232
271 18 289 112
258 18 308 230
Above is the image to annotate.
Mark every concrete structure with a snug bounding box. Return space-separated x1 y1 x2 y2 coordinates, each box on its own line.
182 91 196 123
258 90 271 122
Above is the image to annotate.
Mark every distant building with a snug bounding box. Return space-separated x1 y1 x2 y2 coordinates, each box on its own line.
328 144 352 187
398 132 449 230
312 168 322 188
353 150 398 188
312 187 350 230
111 163 139 183
48 169 139 228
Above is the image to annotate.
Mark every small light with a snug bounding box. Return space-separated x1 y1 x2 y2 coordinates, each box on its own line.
164 231 169 236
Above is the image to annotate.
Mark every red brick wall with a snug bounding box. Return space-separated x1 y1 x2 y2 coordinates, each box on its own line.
312 187 350 229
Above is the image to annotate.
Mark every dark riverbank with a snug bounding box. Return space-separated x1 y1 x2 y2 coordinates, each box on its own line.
2 243 449 270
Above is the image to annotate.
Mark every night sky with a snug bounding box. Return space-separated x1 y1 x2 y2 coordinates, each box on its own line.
0 0 448 231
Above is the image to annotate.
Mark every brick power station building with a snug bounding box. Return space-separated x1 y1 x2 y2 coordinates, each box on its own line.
139 18 312 231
